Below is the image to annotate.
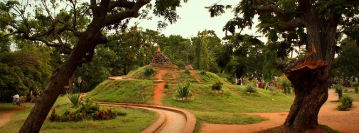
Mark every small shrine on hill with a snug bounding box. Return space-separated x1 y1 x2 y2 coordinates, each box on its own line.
149 45 178 68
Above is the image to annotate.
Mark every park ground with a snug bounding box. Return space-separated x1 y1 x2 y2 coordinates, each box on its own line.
1 67 358 132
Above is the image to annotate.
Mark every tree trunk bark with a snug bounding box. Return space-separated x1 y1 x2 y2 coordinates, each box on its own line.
19 25 103 133
284 1 339 131
284 67 329 131
123 64 127 75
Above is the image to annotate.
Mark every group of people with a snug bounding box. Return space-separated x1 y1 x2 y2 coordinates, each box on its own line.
236 78 266 89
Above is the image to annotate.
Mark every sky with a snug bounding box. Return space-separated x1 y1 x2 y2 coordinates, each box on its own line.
129 0 266 42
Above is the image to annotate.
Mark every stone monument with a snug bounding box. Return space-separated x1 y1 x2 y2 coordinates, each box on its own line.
149 44 178 68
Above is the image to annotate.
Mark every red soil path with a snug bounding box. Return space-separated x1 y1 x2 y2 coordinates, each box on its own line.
0 107 27 127
191 71 201 82
200 89 359 133
153 69 168 106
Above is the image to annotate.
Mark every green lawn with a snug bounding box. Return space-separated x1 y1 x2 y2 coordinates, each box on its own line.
86 79 155 104
0 96 158 133
0 103 22 110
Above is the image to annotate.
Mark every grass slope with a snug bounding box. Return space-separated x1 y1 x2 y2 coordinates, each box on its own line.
89 67 294 125
86 79 155 104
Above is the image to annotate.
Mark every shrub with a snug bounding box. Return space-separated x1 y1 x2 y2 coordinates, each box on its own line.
68 93 82 108
278 75 292 94
144 66 155 76
164 83 169 88
49 99 126 122
174 60 185 68
199 70 206 75
344 89 349 93
355 87 358 94
184 69 191 74
350 82 358 87
337 95 354 111
334 84 343 99
177 83 191 100
76 98 99 115
212 81 223 91
269 86 279 95
245 84 257 93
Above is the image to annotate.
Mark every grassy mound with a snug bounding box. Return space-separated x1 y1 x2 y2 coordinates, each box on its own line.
88 66 294 129
126 66 158 80
86 79 154 104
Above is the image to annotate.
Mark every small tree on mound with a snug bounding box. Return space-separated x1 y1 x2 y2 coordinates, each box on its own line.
212 81 223 91
337 95 354 111
334 84 343 99
144 66 155 76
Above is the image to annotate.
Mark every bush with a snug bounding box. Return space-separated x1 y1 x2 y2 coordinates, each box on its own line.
350 82 358 87
337 95 354 111
245 84 257 93
49 99 126 122
144 66 155 76
173 60 185 68
68 93 82 108
164 83 169 88
177 83 191 100
334 84 343 99
277 75 292 94
199 70 206 75
185 69 191 74
269 86 279 95
355 87 358 94
344 89 349 93
212 81 223 91
76 98 99 115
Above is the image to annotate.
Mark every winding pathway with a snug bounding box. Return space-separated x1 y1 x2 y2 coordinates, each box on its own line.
98 102 195 133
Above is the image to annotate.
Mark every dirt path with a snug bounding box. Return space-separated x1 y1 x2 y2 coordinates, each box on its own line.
191 71 201 82
154 69 168 106
0 107 27 127
200 89 359 133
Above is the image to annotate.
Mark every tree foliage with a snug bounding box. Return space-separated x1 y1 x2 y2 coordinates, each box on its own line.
0 45 52 102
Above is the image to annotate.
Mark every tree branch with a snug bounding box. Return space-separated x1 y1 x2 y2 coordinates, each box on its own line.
107 0 136 11
252 4 289 21
69 0 77 30
103 0 150 26
279 18 306 31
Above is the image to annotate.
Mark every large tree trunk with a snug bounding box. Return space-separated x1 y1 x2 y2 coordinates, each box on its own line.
284 0 339 131
284 66 329 131
19 25 104 133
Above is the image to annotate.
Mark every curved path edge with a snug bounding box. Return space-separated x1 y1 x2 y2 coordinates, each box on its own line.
97 102 196 133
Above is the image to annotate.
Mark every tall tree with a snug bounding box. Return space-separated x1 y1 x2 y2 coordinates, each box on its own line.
208 0 359 131
334 38 359 84
0 0 186 132
192 29 221 71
